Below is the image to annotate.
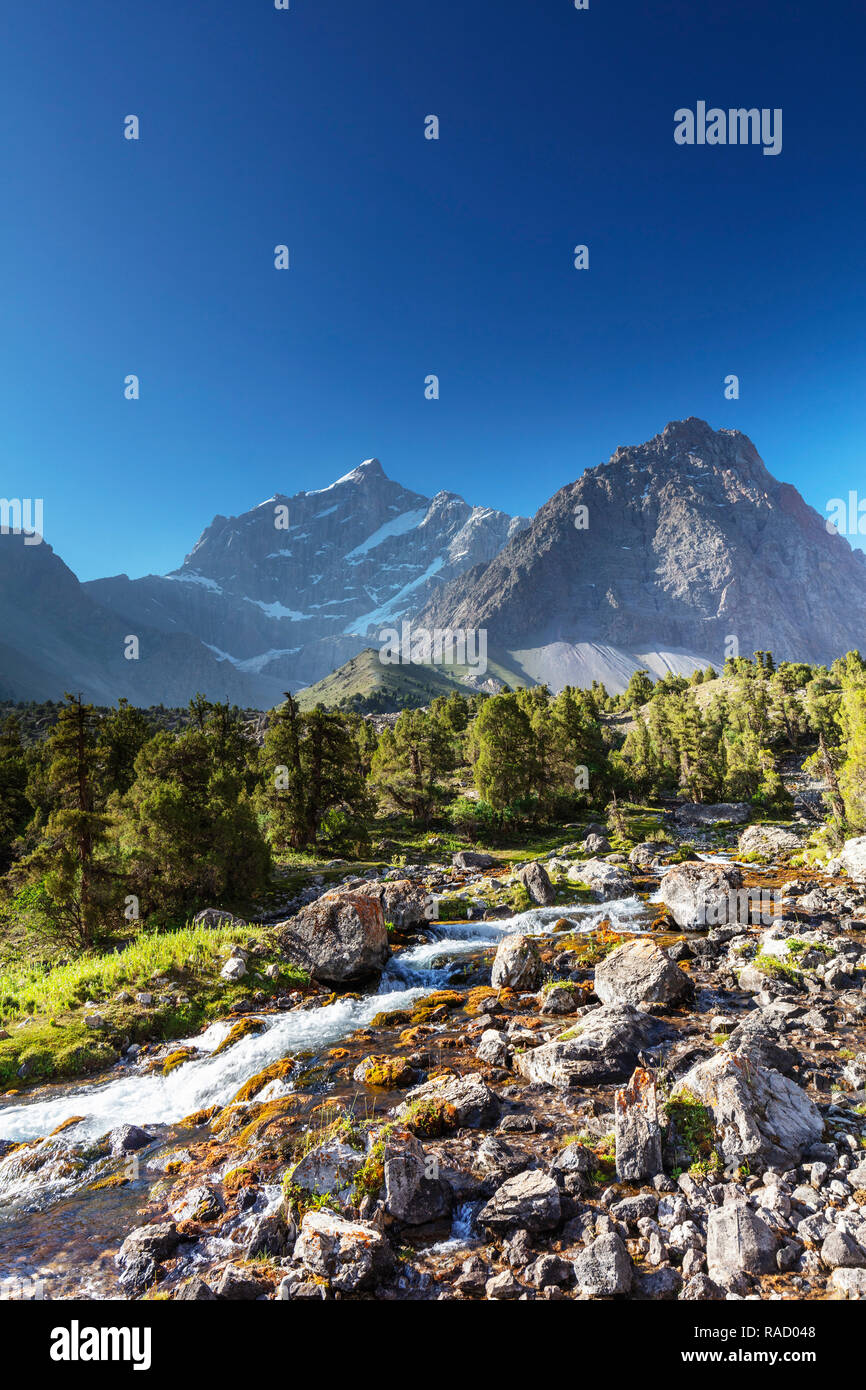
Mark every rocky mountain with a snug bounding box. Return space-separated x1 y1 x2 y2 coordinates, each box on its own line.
0 460 527 707
417 418 866 692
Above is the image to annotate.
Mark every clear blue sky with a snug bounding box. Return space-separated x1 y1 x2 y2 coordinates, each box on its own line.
1 0 864 580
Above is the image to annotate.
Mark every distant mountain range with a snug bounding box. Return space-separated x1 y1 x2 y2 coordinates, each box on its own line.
2 419 864 708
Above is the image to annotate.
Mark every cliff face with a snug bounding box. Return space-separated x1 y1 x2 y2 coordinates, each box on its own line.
417 418 866 691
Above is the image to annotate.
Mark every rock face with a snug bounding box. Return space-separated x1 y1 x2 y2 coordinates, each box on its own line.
595 938 693 1009
294 1210 395 1293
738 825 802 857
491 934 543 991
707 1202 779 1276
516 861 556 906
615 1067 663 1182
478 1170 562 1234
568 858 632 901
513 1004 675 1088
273 890 389 984
677 1052 824 1171
659 862 743 929
416 417 866 694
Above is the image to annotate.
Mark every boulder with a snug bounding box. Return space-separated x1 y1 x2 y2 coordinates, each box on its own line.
659 861 743 930
676 1051 824 1171
706 1201 779 1276
382 1131 451 1225
738 825 802 858
453 851 499 870
170 1184 224 1224
490 933 543 991
583 833 612 854
478 1169 562 1234
107 1124 154 1157
290 1139 364 1204
220 957 247 982
476 1029 511 1067
516 861 556 906
820 1229 866 1270
513 1003 675 1089
629 841 672 870
364 879 434 927
568 858 632 901
673 802 751 826
615 1066 663 1182
595 938 693 1009
572 1232 633 1296
192 908 246 929
838 836 866 881
396 1072 500 1130
273 890 389 985
294 1210 395 1293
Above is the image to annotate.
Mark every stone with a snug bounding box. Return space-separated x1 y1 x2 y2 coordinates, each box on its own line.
107 1124 153 1157
118 1221 180 1263
673 802 751 826
476 1029 511 1067
829 1267 866 1298
170 1184 224 1224
192 908 245 929
595 938 693 1009
572 1232 633 1296
583 833 612 854
837 836 866 882
490 933 543 991
677 1051 824 1171
382 1131 451 1226
290 1139 364 1204
220 957 247 982
453 851 500 870
820 1228 866 1270
397 1072 500 1129
485 1270 523 1299
215 1264 274 1300
364 878 434 927
615 1066 663 1181
516 860 556 906
273 890 389 985
513 1003 675 1089
706 1201 779 1275
567 858 632 901
294 1210 395 1293
478 1169 562 1234
738 825 802 858
659 861 743 929
539 985 578 1016
174 1277 218 1300
525 1253 573 1288
634 1265 682 1300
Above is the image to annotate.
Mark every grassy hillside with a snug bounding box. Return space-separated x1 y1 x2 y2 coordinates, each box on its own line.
294 648 482 712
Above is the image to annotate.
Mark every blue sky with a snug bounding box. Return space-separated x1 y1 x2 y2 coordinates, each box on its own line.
1 0 864 580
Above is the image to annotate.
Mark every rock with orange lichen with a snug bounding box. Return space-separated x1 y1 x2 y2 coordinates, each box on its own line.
272 890 390 985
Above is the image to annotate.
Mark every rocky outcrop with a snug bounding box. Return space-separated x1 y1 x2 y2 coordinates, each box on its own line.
273 890 389 984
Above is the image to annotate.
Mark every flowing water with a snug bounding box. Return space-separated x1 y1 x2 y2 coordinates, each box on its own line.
0 896 651 1298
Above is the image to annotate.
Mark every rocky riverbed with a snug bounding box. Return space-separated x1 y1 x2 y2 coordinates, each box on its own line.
3 816 866 1302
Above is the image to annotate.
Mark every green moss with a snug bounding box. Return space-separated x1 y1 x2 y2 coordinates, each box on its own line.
664 1088 716 1164
751 952 803 985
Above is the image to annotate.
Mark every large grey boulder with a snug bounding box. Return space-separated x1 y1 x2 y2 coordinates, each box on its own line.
478 1170 562 1234
364 878 434 927
837 836 866 881
738 825 802 858
516 860 556 906
595 938 693 1009
676 1051 824 1171
707 1201 779 1276
490 933 542 991
659 861 743 929
513 1004 675 1089
568 858 632 901
674 802 750 826
294 1211 395 1293
615 1066 663 1182
572 1232 633 1295
273 890 389 984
